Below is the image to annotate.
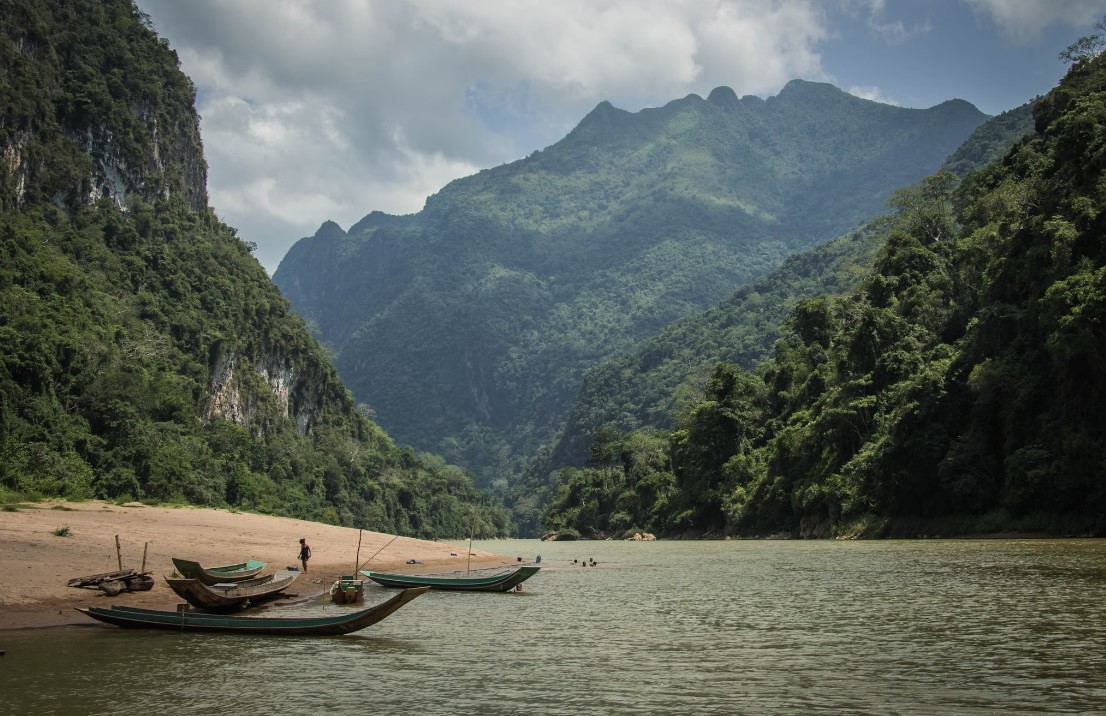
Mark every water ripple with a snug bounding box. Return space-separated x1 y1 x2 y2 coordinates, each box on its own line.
4 539 1106 715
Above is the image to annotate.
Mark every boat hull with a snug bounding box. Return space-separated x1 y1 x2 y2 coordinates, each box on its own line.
330 576 364 604
76 587 428 636
171 558 267 585
165 573 297 611
361 565 540 592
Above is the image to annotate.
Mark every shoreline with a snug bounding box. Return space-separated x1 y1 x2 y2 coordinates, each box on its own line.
0 500 519 630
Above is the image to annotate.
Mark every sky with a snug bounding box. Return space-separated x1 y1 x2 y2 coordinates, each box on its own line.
132 0 1106 275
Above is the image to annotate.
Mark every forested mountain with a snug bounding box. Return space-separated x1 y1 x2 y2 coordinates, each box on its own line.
542 103 1036 484
543 52 1106 539
275 81 988 496
0 0 509 538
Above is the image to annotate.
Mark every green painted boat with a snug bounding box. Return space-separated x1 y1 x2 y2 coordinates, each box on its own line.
165 572 298 611
361 565 540 592
170 558 267 585
76 587 428 635
330 575 364 604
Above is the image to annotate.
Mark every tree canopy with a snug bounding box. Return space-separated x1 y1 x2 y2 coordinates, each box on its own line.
0 0 509 538
543 54 1106 539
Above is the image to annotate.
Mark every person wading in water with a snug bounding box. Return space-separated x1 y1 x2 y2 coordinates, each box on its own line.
298 538 312 573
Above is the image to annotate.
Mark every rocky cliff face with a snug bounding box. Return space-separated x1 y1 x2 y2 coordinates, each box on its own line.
80 116 208 213
0 0 208 213
0 0 301 437
206 347 324 437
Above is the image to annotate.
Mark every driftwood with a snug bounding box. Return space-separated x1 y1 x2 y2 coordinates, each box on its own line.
99 579 127 596
68 569 154 595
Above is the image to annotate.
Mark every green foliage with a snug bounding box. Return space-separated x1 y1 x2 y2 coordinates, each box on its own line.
0 0 509 538
52 525 71 536
542 428 676 537
545 53 1106 537
532 104 1035 536
1059 15 1106 65
275 80 988 517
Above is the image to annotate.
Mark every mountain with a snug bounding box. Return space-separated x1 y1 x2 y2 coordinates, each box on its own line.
0 0 508 538
543 54 1106 539
274 80 988 493
511 103 1034 535
546 103 1037 475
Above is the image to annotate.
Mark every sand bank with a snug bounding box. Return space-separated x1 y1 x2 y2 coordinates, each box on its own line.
0 500 516 629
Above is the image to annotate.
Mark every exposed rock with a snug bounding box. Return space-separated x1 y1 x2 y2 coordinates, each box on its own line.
205 346 323 437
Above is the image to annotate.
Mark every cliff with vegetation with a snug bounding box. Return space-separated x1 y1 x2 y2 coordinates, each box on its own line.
542 54 1106 539
275 79 988 499
0 0 508 538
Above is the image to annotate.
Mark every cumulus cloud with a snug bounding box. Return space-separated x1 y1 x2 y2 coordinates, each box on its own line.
847 85 901 105
135 0 830 272
965 0 1106 42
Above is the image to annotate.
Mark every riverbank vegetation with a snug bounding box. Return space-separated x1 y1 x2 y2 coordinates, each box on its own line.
543 44 1106 539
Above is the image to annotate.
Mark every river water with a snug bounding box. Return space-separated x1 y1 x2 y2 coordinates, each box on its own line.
2 538 1105 715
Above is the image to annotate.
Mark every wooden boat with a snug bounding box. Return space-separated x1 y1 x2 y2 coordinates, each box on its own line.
75 587 428 635
360 565 540 592
165 572 298 612
170 558 267 585
330 575 364 604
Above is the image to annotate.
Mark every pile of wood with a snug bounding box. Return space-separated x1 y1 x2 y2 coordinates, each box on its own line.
67 569 154 596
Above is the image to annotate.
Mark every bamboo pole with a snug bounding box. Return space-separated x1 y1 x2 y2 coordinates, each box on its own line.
466 511 476 577
140 542 149 573
357 534 399 572
115 535 122 571
354 529 363 574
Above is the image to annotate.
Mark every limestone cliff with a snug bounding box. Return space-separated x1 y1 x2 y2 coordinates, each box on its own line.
0 0 207 212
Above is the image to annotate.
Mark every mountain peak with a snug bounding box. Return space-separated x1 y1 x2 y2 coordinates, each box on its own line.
564 99 632 143
707 86 740 110
775 79 849 101
929 97 985 117
314 220 346 240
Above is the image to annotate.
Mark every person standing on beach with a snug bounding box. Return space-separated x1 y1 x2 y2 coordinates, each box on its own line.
298 538 311 573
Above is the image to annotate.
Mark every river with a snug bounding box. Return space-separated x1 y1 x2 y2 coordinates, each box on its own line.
3 538 1105 715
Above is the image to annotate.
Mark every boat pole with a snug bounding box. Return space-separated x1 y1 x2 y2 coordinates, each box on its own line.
357 534 399 572
354 529 363 574
467 511 476 577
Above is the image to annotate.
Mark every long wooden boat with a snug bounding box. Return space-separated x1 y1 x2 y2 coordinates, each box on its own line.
360 565 540 592
165 572 298 611
330 575 364 604
170 558 267 585
75 587 428 635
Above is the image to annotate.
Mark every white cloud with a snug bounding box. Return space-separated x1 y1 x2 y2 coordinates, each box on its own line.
863 0 933 45
847 85 901 105
965 0 1106 42
135 0 831 273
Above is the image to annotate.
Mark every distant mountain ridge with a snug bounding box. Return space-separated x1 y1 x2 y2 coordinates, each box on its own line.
275 79 989 491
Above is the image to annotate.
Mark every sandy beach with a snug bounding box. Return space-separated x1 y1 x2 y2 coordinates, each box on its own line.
0 500 518 630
